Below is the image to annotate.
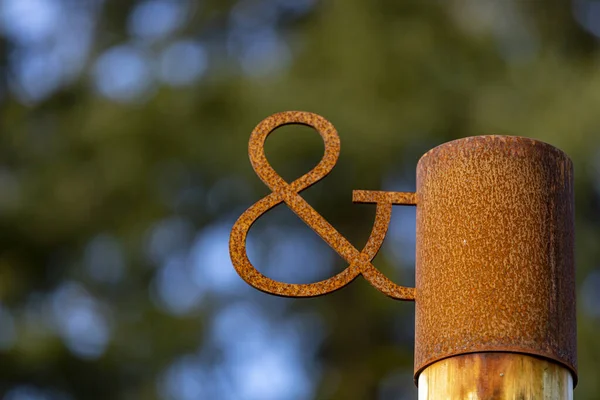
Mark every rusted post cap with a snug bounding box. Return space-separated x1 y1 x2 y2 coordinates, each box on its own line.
414 136 576 385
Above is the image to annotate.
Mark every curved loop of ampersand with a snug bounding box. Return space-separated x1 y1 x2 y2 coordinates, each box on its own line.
229 111 416 300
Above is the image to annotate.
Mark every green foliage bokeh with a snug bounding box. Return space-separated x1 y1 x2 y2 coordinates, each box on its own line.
1 0 599 398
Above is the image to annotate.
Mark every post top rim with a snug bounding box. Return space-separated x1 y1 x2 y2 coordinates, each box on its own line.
417 135 572 167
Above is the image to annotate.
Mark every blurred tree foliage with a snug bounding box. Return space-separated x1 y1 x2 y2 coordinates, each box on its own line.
1 0 600 399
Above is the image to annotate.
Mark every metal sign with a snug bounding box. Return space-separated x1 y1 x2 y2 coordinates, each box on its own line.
229 111 416 300
229 110 577 386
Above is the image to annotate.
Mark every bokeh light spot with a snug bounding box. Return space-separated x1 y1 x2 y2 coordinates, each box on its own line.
93 44 154 102
0 0 59 44
159 40 208 86
52 282 112 359
128 0 187 40
151 255 204 315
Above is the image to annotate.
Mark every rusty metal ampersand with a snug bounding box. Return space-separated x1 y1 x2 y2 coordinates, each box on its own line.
229 115 579 386
229 111 416 300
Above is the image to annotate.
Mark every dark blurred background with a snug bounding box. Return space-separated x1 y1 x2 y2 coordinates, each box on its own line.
0 0 600 399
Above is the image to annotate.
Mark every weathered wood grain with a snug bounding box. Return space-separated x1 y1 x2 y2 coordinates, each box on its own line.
418 353 573 400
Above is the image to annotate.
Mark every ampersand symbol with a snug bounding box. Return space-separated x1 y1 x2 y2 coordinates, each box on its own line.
229 111 416 300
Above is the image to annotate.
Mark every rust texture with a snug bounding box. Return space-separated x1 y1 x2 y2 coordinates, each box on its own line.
418 352 573 399
414 136 576 384
229 111 416 300
230 112 577 388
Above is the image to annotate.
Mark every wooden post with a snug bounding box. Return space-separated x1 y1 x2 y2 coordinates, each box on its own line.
418 353 573 400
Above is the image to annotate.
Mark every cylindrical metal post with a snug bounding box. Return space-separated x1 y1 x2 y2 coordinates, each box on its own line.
414 136 576 399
